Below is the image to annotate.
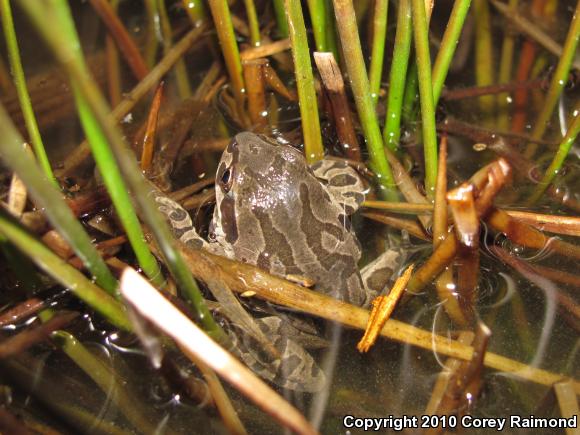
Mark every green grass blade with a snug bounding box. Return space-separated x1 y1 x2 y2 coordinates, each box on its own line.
0 0 55 184
0 103 117 295
19 0 224 340
0 209 130 330
432 0 472 105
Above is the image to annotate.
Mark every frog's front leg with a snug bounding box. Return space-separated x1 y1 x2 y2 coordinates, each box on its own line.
360 249 403 298
310 158 366 216
150 188 224 256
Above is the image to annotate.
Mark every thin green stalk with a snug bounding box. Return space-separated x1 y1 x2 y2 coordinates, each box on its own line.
306 0 328 52
182 0 206 25
369 0 388 106
0 104 117 295
497 0 519 130
528 104 580 203
0 209 129 330
144 0 160 66
332 0 395 198
243 0 261 46
19 0 224 341
432 0 472 105
272 0 288 37
473 0 495 122
158 0 191 98
411 0 438 195
54 1 163 288
526 0 580 157
324 0 339 60
383 0 412 150
284 0 324 162
207 0 245 105
0 0 55 184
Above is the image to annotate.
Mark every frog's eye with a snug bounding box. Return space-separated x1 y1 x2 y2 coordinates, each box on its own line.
219 167 234 193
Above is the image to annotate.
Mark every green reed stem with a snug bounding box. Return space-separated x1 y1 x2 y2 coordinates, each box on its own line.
497 0 518 130
0 209 129 330
0 104 117 295
19 0 225 341
332 0 396 198
158 0 191 98
324 0 339 60
383 0 412 150
431 0 472 105
526 0 580 157
369 0 388 106
144 0 159 66
411 0 438 196
401 62 419 123
284 0 324 162
528 105 580 203
243 0 261 46
307 0 328 51
0 0 55 185
53 2 164 288
473 0 495 122
207 0 245 105
272 0 288 37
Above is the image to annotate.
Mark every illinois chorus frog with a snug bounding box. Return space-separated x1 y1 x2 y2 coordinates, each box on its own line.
153 132 400 391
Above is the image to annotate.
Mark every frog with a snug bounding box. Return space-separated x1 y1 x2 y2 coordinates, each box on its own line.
152 132 401 392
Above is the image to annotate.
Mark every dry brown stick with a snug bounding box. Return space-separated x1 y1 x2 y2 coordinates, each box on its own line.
439 117 558 147
263 64 296 101
0 298 45 327
503 211 580 238
242 59 268 129
442 78 546 101
173 242 580 392
58 25 208 177
491 247 580 324
0 312 78 359
240 38 291 60
141 82 164 174
554 381 580 434
313 52 362 161
169 178 214 202
362 212 430 241
89 0 148 80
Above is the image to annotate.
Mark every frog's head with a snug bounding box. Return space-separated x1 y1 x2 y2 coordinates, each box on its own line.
209 132 313 259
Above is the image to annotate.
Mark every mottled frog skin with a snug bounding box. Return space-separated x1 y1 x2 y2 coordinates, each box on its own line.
153 132 400 391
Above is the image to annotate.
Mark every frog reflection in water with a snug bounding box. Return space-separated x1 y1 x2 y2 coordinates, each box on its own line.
154 132 400 391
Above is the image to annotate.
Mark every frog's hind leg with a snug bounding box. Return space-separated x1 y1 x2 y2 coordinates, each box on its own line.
227 316 327 393
310 159 366 216
361 249 403 301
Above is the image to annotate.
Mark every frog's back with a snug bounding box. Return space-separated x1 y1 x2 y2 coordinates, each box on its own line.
213 132 367 306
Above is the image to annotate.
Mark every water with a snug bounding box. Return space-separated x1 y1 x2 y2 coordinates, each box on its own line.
0 1 579 433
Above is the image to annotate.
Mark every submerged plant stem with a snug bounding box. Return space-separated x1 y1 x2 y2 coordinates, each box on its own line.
0 0 55 184
369 0 388 106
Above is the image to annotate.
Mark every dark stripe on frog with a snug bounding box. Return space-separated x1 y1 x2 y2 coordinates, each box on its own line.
299 183 359 294
329 173 358 187
253 209 297 272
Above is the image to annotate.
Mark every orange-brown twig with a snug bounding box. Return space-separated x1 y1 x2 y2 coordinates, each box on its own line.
357 264 414 353
141 82 164 174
